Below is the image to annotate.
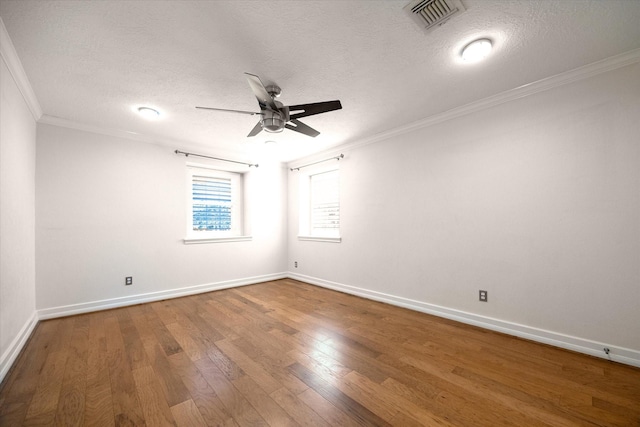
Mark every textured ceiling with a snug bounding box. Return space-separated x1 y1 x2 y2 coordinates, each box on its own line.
2 0 640 162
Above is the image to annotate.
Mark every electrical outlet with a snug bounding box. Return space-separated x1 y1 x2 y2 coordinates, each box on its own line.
479 290 488 302
125 276 133 286
294 261 298 268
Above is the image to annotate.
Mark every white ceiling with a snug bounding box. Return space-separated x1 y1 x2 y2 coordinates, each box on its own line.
2 0 640 163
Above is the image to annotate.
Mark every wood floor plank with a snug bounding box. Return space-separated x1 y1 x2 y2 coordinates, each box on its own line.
144 304 184 357
132 365 176 427
2 279 639 426
127 304 156 347
228 289 274 314
196 301 242 341
104 315 146 426
215 339 283 394
401 353 575 427
172 297 223 344
455 345 640 414
142 341 191 408
342 369 457 426
269 386 332 427
228 334 309 395
170 399 207 427
165 321 207 360
288 361 392 426
205 298 251 329
300 331 392 384
377 353 542 426
296 387 362 427
150 300 181 327
287 348 351 384
206 343 245 381
230 334 294 371
451 365 602 424
381 377 460 424
231 375 297 427
0 320 61 425
84 312 115 427
54 315 90 427
167 351 234 426
194 355 268 427
117 308 150 370
333 369 399 422
22 318 75 425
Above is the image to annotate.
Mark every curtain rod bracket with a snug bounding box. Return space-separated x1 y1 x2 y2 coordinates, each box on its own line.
290 154 344 171
175 150 258 168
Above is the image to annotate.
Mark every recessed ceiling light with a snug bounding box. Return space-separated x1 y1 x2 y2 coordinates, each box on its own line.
136 106 160 120
461 38 492 63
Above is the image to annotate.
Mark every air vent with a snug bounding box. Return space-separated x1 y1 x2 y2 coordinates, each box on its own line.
404 0 466 33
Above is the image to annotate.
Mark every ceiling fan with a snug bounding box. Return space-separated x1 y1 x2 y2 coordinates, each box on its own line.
196 73 342 138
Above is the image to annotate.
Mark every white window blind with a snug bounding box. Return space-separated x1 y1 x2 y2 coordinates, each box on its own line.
310 170 340 236
191 175 232 231
185 166 245 243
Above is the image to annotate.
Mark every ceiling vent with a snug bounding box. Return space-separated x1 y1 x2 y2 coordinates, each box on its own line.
404 0 466 33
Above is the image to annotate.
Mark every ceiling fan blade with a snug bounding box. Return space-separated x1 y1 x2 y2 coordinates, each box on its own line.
196 106 258 115
285 119 320 138
288 100 342 120
245 73 279 111
247 121 263 137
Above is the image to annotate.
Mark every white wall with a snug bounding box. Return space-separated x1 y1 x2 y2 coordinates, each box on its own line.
36 124 287 314
288 63 640 360
0 55 37 378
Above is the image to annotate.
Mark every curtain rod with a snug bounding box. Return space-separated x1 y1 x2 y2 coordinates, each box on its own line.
290 154 344 171
175 150 258 167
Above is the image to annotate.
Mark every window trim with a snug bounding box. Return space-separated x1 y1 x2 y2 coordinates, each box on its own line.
297 235 342 243
184 163 251 244
184 235 252 245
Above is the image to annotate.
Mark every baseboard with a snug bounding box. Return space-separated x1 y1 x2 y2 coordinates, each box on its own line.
287 272 640 368
0 311 39 385
24 271 640 369
38 272 288 320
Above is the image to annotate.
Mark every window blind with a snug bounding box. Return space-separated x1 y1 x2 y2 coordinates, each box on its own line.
192 175 232 231
311 170 339 233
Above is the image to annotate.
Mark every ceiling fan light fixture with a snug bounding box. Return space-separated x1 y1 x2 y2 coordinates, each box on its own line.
136 106 161 120
263 119 285 133
461 38 493 62
261 110 285 133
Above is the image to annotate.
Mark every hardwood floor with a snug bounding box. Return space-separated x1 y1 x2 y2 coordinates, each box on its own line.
1 278 639 426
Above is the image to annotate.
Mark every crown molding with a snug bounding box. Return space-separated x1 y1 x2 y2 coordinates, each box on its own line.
289 47 640 166
0 17 42 120
39 114 177 145
38 114 259 165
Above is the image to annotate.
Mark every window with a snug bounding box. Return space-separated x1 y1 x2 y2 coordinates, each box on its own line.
185 165 249 244
299 168 341 242
310 170 340 236
192 174 232 231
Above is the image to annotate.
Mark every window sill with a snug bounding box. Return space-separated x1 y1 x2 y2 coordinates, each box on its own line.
297 235 341 243
184 236 253 245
